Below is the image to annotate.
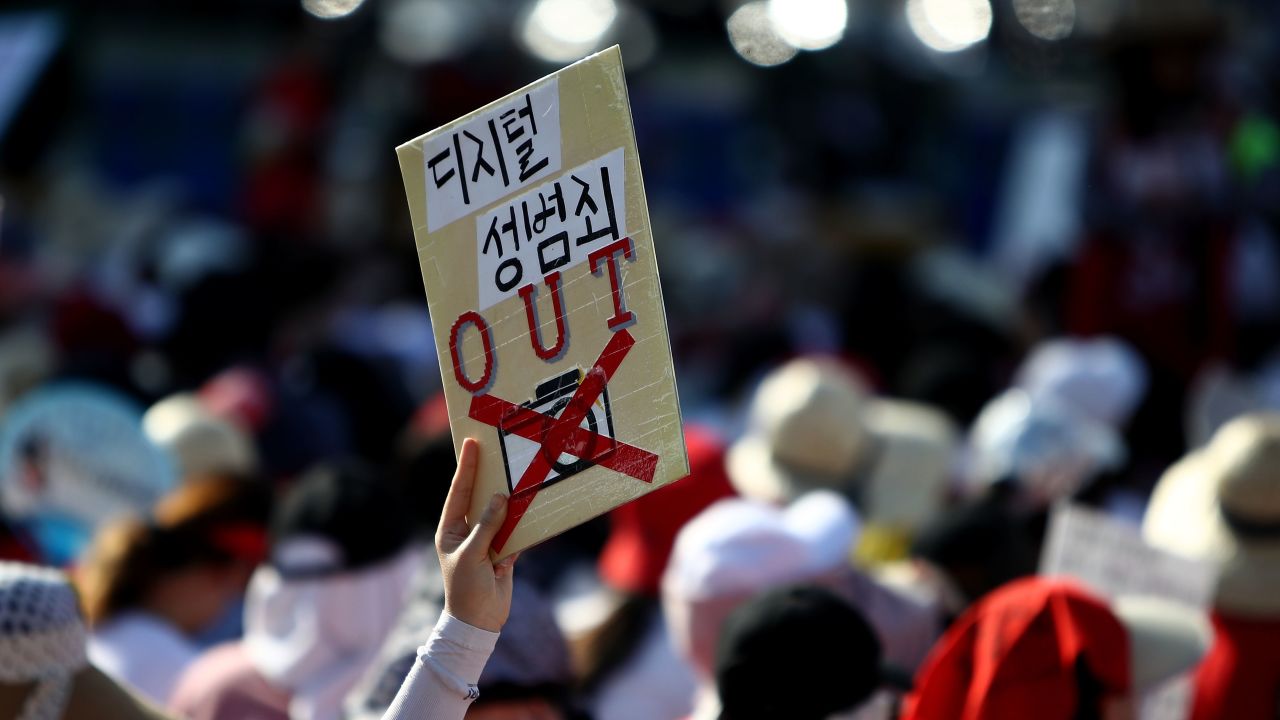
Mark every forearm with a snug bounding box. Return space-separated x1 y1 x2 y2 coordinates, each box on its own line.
380 612 498 720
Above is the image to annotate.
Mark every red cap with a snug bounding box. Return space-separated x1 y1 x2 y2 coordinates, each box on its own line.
598 426 736 596
904 577 1132 720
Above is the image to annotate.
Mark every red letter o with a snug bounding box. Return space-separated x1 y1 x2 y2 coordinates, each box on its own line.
449 311 495 394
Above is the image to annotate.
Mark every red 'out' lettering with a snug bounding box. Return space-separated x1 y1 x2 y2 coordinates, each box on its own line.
518 271 569 361
588 236 637 331
449 310 495 394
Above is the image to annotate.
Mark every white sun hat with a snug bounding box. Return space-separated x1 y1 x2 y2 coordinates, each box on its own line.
727 358 956 533
966 389 1124 504
1143 413 1280 616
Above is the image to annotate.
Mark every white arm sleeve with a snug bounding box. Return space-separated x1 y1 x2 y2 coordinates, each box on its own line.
380 613 499 720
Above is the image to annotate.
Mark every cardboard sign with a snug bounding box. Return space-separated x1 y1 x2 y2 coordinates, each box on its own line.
396 47 688 558
1040 503 1215 720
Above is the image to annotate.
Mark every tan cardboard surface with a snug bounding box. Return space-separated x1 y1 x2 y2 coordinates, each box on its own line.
396 46 687 558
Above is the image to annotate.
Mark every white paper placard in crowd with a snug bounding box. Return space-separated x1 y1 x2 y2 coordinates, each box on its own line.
1040 502 1216 720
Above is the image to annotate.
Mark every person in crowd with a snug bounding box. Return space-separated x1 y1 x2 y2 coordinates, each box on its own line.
350 572 579 720
663 490 937 719
169 460 418 720
574 426 735 720
881 374 1131 625
77 475 270 705
374 437 520 720
715 585 888 720
903 577 1209 720
727 357 957 564
1142 413 1280 718
0 561 170 720
1013 336 1148 433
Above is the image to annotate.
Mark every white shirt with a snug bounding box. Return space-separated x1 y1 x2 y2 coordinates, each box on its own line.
88 611 199 705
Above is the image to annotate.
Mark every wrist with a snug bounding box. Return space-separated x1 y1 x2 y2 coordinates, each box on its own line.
444 601 504 633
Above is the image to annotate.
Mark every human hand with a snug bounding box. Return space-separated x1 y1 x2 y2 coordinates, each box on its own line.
436 438 517 633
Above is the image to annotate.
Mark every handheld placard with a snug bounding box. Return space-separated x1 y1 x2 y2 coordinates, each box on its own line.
396 46 688 559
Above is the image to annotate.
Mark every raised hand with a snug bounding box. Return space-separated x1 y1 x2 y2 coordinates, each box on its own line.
435 438 517 633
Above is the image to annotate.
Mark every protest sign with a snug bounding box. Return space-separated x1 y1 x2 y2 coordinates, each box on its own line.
1040 503 1215 720
396 46 688 558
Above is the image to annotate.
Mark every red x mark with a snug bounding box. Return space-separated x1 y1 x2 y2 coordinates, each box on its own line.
469 328 658 552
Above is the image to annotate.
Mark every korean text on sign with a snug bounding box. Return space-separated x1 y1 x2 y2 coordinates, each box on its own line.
424 79 562 232
475 148 625 310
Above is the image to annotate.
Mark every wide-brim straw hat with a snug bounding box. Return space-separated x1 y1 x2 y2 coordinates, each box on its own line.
1143 413 1280 616
727 358 956 534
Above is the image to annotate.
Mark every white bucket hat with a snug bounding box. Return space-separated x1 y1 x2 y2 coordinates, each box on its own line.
661 492 859 678
727 358 956 533
1014 336 1148 429
966 389 1124 504
1143 413 1280 616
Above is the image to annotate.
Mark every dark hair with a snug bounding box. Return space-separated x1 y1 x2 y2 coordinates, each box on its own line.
77 475 270 625
717 585 882 720
269 459 413 577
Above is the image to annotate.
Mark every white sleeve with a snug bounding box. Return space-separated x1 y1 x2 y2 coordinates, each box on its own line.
380 612 499 720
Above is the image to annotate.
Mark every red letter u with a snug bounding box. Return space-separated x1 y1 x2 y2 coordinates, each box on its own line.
519 271 569 362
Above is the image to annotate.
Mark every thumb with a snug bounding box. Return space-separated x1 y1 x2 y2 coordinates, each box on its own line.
461 492 508 559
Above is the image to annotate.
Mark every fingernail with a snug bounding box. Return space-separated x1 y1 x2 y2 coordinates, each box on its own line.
489 493 506 510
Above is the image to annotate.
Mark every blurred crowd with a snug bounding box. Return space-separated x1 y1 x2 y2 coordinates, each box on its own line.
1 0 1280 718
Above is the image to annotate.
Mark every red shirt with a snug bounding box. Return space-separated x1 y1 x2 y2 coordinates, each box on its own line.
1191 611 1280 720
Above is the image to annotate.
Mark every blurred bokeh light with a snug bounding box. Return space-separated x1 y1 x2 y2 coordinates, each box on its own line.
1013 0 1075 41
301 0 366 20
727 1 798 67
379 0 483 65
520 0 619 63
767 0 848 52
906 0 993 53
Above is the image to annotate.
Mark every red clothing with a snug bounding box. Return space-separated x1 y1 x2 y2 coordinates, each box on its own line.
598 426 735 596
903 578 1131 720
1190 611 1280 720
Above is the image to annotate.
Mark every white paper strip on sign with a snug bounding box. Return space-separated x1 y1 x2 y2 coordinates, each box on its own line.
423 78 562 232
475 147 625 311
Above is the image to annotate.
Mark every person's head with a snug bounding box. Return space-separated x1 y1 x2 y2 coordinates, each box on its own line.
663 491 860 680
966 389 1124 510
716 585 883 720
244 458 417 720
0 561 169 720
1013 337 1148 430
76 475 270 634
904 578 1210 720
1143 412 1280 616
727 358 956 556
909 492 1038 614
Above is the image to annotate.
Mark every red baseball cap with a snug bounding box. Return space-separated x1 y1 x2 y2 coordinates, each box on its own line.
904 577 1132 720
